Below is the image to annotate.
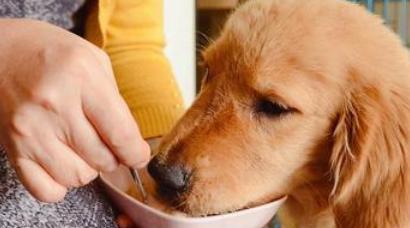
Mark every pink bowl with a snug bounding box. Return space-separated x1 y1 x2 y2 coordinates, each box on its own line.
100 165 286 228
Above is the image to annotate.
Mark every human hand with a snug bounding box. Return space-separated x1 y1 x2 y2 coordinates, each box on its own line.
0 19 150 202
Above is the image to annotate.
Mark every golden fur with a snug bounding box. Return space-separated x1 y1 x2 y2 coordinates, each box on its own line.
154 0 410 227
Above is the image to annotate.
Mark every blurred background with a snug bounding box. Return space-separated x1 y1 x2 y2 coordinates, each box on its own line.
165 0 409 106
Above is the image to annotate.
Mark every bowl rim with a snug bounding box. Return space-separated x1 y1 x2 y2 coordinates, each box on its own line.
100 172 287 223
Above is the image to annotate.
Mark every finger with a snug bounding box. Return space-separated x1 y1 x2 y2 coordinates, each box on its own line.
13 157 67 203
87 46 118 87
13 104 99 188
65 109 118 172
82 87 150 168
35 137 98 188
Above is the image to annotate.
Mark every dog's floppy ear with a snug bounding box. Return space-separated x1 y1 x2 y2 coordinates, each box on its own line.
329 73 410 227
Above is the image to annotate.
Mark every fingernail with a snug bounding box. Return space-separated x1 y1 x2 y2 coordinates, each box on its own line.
134 141 151 168
134 158 150 169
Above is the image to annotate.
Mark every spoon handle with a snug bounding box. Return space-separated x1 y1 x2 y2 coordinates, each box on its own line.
130 168 148 203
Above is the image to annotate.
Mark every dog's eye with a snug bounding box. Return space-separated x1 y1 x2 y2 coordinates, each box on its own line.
256 99 290 117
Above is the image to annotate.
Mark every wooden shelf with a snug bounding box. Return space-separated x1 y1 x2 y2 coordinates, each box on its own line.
197 0 239 10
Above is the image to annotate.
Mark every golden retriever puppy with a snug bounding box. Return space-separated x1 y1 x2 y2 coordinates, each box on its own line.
147 0 410 227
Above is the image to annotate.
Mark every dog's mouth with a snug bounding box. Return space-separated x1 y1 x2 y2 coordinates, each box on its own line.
146 161 285 216
155 183 284 216
153 183 194 213
129 167 283 216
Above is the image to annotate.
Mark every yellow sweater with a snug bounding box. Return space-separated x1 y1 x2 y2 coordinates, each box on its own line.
84 0 184 139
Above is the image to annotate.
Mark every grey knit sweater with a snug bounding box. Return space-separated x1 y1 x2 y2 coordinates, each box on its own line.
0 1 117 227
0 0 84 29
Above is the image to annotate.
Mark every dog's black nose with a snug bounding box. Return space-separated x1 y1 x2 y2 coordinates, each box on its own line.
147 157 190 194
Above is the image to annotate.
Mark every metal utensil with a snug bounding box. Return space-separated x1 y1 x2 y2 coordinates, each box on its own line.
129 168 148 203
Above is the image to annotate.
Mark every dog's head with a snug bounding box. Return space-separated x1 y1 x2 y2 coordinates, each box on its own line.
148 0 410 219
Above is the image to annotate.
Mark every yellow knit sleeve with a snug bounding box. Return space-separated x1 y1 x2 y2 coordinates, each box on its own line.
85 0 185 138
